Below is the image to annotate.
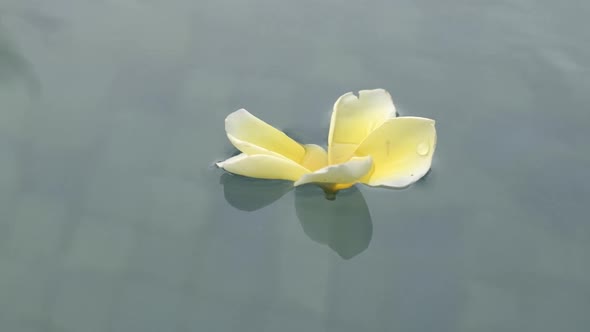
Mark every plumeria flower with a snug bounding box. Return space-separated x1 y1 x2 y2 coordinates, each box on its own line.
216 89 436 195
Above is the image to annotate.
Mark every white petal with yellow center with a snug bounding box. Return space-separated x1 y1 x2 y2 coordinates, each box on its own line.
354 117 436 188
227 134 286 159
328 89 396 165
225 109 306 162
216 153 310 182
294 156 373 187
301 144 328 171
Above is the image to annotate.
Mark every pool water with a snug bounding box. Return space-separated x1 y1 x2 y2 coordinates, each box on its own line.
1 1 589 331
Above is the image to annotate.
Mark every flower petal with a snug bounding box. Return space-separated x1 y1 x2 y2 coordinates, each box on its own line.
225 109 306 162
328 89 396 165
354 117 436 188
227 134 285 159
301 144 328 171
216 153 309 182
294 156 373 189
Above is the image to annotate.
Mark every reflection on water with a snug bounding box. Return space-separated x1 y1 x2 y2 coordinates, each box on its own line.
220 173 292 211
221 173 372 259
294 185 372 259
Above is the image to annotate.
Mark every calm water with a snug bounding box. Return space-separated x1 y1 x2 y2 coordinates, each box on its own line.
1 0 589 331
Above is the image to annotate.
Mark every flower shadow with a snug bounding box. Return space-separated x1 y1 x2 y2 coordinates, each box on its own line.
294 185 372 259
221 173 373 259
220 173 293 212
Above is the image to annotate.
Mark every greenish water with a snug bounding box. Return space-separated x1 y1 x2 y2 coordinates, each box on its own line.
1 1 589 331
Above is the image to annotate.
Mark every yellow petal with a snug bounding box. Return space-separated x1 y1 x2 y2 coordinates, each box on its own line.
225 109 306 162
301 144 328 171
227 134 285 159
354 117 436 188
328 89 396 165
294 156 373 190
217 153 309 182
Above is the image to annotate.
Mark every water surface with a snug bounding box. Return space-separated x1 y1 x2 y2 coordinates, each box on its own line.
1 0 589 331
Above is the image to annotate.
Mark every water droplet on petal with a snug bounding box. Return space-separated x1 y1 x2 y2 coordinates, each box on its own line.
417 142 429 156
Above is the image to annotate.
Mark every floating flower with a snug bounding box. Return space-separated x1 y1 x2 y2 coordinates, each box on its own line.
216 89 436 194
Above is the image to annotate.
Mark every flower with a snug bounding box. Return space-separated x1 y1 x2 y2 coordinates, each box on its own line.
216 89 436 193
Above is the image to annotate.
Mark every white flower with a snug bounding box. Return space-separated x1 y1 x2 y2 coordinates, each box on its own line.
217 89 436 193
